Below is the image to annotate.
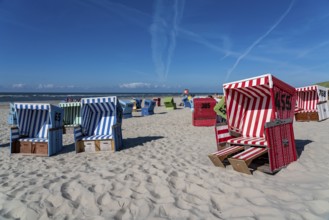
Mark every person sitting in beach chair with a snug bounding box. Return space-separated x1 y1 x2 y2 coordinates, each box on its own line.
142 99 156 116
74 96 123 153
209 74 297 175
10 103 64 156
164 97 176 110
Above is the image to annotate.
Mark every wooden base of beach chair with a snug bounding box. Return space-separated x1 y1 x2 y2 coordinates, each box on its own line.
295 112 319 122
208 146 244 167
76 140 115 153
11 141 49 156
228 147 268 175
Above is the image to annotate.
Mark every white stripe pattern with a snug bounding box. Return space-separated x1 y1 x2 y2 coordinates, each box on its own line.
81 135 113 140
15 104 50 139
80 96 118 140
232 147 266 160
19 138 48 142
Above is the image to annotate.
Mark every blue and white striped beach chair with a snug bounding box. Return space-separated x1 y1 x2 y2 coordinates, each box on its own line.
119 100 133 119
10 103 63 156
74 96 123 153
142 99 156 116
7 103 17 125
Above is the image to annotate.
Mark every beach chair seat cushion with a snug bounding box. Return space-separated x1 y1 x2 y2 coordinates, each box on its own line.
227 137 267 146
81 135 113 141
208 145 244 167
18 138 48 142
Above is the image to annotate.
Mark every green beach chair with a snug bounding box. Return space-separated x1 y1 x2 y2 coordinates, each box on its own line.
59 102 81 133
213 97 227 120
164 97 176 110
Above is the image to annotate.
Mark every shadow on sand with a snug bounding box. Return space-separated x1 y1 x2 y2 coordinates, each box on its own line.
0 143 9 148
295 139 313 158
122 136 164 150
57 143 76 155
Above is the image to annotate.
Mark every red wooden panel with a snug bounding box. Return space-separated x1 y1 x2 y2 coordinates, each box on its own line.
265 122 297 173
272 85 296 120
193 98 217 126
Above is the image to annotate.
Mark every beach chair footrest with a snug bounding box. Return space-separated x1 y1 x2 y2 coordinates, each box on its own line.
228 147 268 175
208 146 244 167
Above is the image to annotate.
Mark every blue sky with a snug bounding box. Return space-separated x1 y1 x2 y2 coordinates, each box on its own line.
0 0 329 92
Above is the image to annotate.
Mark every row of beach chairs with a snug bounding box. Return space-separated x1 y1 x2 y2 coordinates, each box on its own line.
10 97 123 156
8 96 181 157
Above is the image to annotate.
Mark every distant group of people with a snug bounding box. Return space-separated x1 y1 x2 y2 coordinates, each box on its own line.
65 97 81 102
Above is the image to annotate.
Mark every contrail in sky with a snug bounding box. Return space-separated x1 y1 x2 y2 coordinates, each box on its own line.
150 0 185 82
225 0 295 82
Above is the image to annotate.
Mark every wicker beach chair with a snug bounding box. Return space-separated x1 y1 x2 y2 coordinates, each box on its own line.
164 97 176 110
295 85 329 121
74 96 123 153
59 102 81 133
141 99 156 116
119 100 134 119
10 103 64 156
209 74 297 175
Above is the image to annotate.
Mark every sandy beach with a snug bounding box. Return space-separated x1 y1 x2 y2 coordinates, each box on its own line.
0 97 329 219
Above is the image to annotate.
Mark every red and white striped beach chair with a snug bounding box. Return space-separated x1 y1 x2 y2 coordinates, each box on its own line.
295 85 329 121
222 74 297 174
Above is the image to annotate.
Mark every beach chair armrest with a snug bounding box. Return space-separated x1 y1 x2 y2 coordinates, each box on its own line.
10 127 20 141
74 125 83 141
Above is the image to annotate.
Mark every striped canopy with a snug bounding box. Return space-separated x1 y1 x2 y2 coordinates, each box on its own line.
59 102 81 107
81 97 119 137
15 103 50 110
14 103 53 138
296 85 328 110
224 74 295 138
223 74 271 89
59 102 81 125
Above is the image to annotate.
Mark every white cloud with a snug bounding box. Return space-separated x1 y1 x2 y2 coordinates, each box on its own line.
12 83 25 88
119 82 152 89
37 84 54 89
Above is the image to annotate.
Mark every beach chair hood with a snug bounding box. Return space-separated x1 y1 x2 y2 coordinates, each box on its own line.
80 96 122 136
223 74 296 138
